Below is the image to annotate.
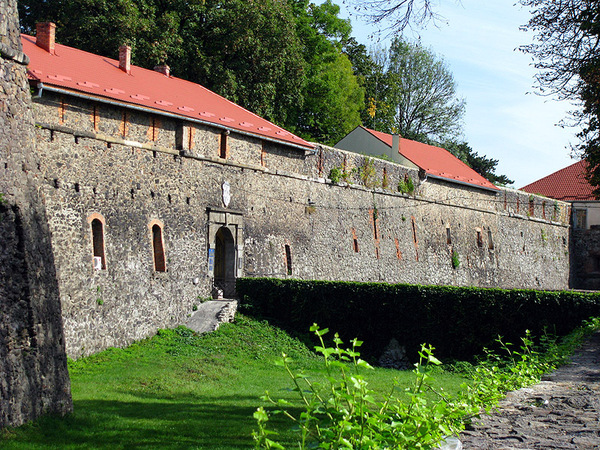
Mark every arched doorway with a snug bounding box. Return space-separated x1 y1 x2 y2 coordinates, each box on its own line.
214 226 236 297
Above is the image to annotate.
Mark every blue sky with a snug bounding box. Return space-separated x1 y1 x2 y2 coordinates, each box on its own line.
334 0 578 188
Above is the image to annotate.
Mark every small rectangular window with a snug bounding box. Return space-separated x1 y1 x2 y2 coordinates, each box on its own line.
284 244 292 275
220 131 229 159
446 226 451 245
476 229 483 248
152 224 166 272
488 230 494 250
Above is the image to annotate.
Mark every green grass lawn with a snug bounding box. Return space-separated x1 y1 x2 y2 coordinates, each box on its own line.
1 315 468 449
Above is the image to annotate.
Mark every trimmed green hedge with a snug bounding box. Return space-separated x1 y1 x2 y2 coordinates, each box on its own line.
236 278 600 361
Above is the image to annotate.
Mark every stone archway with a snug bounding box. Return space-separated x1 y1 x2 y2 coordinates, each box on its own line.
214 226 236 297
207 207 244 298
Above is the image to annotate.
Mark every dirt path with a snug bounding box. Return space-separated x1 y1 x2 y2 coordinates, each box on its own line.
460 332 600 449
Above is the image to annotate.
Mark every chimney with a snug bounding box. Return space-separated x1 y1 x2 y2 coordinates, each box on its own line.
153 64 170 77
119 45 131 74
391 134 400 162
36 22 56 54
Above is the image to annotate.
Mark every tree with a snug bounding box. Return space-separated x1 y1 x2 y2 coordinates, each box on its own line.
288 0 364 143
520 0 600 195
346 0 442 32
443 141 514 186
19 0 363 144
372 38 465 144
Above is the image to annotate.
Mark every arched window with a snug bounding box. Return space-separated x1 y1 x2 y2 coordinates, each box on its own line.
88 213 107 270
151 223 166 272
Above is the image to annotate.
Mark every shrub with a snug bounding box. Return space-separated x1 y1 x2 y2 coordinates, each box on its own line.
237 278 600 361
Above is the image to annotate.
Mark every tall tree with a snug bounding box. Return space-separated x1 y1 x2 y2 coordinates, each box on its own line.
289 0 364 143
368 37 465 144
520 0 600 195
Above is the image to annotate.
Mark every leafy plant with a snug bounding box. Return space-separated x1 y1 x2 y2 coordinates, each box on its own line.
253 325 469 449
329 167 342 184
359 157 377 188
254 318 600 449
398 177 415 195
451 251 460 269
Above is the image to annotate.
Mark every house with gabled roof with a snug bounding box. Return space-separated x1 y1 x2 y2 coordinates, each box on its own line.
521 160 600 289
521 160 599 229
334 126 498 192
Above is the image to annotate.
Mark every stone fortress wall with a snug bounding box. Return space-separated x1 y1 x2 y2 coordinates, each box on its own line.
31 88 571 358
0 2 71 428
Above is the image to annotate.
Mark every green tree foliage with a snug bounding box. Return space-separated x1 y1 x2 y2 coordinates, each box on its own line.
289 0 364 143
520 0 600 195
386 38 465 143
349 37 465 144
443 141 514 186
19 0 364 144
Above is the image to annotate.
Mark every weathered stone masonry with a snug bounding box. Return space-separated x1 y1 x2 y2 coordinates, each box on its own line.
0 2 71 428
29 88 571 358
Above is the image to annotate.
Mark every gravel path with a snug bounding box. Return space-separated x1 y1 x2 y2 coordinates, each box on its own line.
460 332 600 449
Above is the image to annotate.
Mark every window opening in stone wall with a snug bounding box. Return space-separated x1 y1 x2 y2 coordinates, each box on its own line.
529 197 535 216
488 230 494 250
92 105 99 132
59 96 66 124
372 210 379 240
152 224 166 272
220 130 229 159
351 228 359 253
317 148 324 176
120 111 128 137
411 217 418 244
150 117 159 141
575 209 587 229
285 244 293 275
476 229 483 248
446 226 451 245
542 201 547 220
91 218 106 270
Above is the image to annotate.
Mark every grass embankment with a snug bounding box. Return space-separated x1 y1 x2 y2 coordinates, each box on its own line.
0 316 466 449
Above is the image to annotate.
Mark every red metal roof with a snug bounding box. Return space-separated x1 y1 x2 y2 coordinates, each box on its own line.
363 127 498 191
520 160 596 201
21 34 313 151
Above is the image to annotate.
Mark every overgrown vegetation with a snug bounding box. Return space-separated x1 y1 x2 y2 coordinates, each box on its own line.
254 318 600 449
359 157 378 188
397 176 415 194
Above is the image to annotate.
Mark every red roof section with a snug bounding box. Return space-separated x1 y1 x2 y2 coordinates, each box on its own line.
520 160 596 201
363 127 498 191
21 34 313 150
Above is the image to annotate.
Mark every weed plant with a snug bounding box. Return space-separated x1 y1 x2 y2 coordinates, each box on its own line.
254 318 600 449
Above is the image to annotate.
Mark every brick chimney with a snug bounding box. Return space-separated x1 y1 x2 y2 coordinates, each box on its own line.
119 45 131 74
36 22 56 54
153 64 170 77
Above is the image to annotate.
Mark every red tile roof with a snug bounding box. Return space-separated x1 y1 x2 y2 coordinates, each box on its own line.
363 127 498 191
520 160 596 201
21 34 313 151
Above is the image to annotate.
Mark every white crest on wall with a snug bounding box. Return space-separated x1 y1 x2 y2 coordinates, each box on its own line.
222 181 231 208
